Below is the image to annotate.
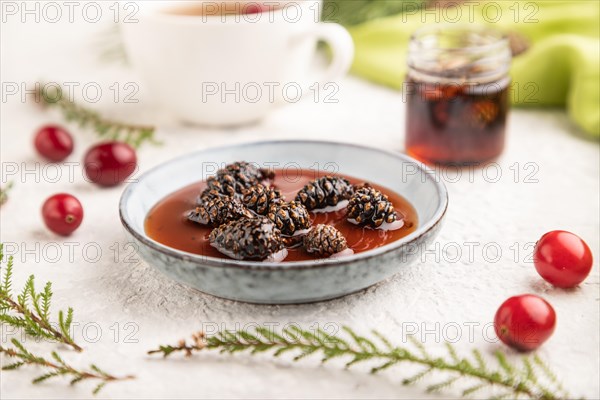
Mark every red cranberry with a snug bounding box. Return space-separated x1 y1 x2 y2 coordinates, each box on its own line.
494 294 556 352
83 142 137 187
42 194 84 236
34 125 74 162
534 230 593 288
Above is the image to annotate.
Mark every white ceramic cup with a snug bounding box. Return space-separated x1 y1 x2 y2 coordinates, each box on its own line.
121 0 354 126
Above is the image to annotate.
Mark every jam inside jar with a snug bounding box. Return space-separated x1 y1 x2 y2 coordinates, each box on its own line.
405 26 512 165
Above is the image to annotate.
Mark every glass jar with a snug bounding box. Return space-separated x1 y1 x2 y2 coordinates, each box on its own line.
405 25 512 165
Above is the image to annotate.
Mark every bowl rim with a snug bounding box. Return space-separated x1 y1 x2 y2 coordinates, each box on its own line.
119 139 448 271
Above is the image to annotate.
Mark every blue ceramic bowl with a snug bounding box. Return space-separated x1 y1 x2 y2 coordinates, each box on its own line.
119 140 448 304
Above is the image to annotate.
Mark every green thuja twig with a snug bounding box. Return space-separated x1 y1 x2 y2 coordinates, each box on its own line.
97 25 128 65
0 244 82 351
148 326 572 400
1 338 134 394
0 243 135 394
0 181 13 207
35 84 159 148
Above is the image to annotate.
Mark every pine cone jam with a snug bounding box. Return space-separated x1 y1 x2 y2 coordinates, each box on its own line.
405 26 512 165
346 185 400 229
209 217 285 261
304 225 349 256
187 194 253 227
145 168 418 262
295 176 354 212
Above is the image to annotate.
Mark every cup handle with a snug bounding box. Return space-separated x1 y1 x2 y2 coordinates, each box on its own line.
307 22 355 85
277 23 354 106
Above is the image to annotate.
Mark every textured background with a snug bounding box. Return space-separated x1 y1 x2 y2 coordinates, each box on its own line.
1 5 599 399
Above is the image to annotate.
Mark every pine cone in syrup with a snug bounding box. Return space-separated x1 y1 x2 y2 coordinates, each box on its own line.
346 184 397 228
206 174 238 197
209 217 284 261
295 176 354 211
206 173 251 197
303 224 348 256
222 161 274 183
196 188 226 204
188 195 253 227
267 201 312 237
207 161 274 197
242 184 284 215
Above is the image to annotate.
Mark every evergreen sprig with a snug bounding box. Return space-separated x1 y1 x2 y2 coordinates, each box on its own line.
36 84 158 148
0 244 82 352
1 338 134 394
0 181 13 207
97 25 128 65
149 326 572 400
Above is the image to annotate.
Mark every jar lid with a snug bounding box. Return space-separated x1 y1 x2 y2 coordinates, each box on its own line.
408 25 512 84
